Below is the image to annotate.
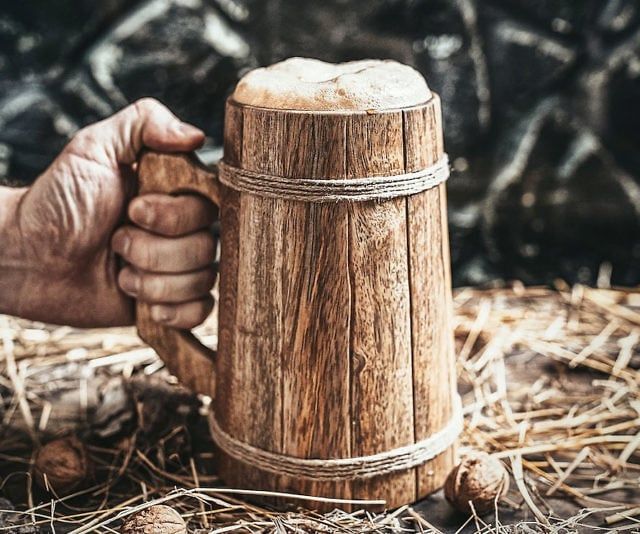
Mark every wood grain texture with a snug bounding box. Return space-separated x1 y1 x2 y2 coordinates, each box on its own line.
136 151 219 396
347 112 416 507
214 102 247 486
277 113 352 504
139 95 457 511
218 106 287 494
218 106 354 505
404 96 457 497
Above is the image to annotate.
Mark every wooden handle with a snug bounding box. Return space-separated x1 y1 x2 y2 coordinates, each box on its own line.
135 150 220 397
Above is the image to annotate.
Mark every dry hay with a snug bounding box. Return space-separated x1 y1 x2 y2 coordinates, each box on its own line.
0 281 638 532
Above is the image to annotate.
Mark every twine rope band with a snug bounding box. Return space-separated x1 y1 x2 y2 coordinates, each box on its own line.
218 154 449 202
208 395 463 481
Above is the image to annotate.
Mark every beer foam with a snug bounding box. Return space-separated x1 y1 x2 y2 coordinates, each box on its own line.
233 57 431 111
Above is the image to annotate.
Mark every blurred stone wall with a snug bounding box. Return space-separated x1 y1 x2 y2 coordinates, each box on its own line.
1 0 639 286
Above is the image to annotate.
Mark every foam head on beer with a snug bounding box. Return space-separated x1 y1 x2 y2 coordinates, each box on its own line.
233 57 431 111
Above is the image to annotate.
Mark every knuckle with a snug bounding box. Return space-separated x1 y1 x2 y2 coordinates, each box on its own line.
133 97 163 117
68 127 97 151
162 208 184 236
143 247 159 271
134 241 157 270
141 275 167 302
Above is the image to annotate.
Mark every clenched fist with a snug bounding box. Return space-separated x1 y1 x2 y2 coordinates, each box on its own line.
0 98 217 328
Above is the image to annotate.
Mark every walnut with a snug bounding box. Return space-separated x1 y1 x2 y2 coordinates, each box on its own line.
120 505 187 534
444 451 509 514
34 436 91 495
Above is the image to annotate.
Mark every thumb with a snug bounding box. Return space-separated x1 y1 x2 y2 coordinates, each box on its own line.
72 98 205 166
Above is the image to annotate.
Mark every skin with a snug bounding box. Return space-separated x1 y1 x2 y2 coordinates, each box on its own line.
0 98 217 329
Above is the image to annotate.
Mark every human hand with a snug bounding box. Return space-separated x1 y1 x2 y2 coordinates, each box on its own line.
0 98 217 328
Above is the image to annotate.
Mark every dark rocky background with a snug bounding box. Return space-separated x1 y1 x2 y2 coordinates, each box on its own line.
1 0 639 287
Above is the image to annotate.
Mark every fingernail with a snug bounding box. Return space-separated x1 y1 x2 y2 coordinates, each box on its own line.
112 232 131 256
177 122 203 137
152 306 175 324
120 271 140 296
132 200 155 227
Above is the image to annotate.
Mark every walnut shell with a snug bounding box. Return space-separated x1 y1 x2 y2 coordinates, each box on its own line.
121 505 187 534
34 436 91 495
444 452 509 514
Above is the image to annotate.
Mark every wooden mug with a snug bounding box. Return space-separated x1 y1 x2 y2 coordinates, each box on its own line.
136 94 458 510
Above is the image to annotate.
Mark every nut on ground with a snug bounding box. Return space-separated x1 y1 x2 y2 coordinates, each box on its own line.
34 435 91 495
444 451 509 514
120 505 187 534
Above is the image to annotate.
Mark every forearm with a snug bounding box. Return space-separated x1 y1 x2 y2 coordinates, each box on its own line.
0 186 29 317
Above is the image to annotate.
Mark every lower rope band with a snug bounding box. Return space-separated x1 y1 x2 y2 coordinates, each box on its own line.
208 395 463 481
218 154 449 203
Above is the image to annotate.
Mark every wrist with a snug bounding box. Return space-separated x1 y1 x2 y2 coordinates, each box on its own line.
0 186 30 317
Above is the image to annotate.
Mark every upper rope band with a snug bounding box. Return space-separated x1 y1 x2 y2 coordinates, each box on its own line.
208 395 462 481
218 154 450 203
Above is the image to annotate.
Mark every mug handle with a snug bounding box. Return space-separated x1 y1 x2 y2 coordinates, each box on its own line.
134 150 220 396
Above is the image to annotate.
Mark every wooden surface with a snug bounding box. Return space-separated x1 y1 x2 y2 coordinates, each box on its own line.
404 98 458 496
214 103 247 487
347 111 416 505
140 96 456 510
276 113 352 502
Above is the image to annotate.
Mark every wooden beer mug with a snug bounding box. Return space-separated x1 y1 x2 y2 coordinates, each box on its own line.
136 60 460 510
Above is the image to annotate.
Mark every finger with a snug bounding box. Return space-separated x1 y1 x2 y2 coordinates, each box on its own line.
129 193 216 236
69 97 204 166
150 296 214 329
112 226 215 273
118 265 216 304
